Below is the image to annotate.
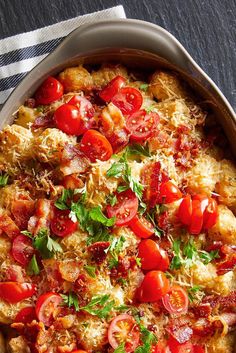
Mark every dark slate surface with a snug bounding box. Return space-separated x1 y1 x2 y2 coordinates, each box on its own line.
0 0 235 110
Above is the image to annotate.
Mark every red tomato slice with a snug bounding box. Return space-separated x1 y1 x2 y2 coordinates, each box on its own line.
0 282 36 303
153 341 168 353
51 208 78 237
138 239 169 271
202 198 218 230
68 95 95 132
14 306 36 323
159 181 182 204
168 337 194 353
106 189 138 226
189 200 203 235
111 87 143 115
162 286 188 315
129 215 154 238
99 76 126 102
126 110 160 142
178 195 192 226
108 314 140 352
80 129 113 162
36 292 62 326
54 104 85 135
138 271 170 302
193 346 205 353
11 234 35 266
35 76 64 105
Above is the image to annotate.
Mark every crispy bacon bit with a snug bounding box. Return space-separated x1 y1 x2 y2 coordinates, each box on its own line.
24 98 36 108
216 252 236 275
0 211 20 238
42 259 63 291
107 128 129 153
192 303 212 318
62 174 84 190
141 162 169 208
1 264 26 282
28 199 51 235
88 241 110 264
192 318 214 337
74 274 87 295
202 291 236 311
167 318 193 343
11 199 35 229
60 144 89 176
32 111 55 129
157 210 170 235
219 312 236 327
110 257 131 279
174 132 202 169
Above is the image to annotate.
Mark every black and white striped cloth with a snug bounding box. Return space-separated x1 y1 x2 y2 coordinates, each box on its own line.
0 5 126 105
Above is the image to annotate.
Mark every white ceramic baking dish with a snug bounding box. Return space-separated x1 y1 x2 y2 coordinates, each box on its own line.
0 19 235 154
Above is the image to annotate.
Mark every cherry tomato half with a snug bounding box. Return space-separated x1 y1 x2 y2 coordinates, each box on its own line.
99 76 126 102
168 337 194 353
80 129 113 162
111 87 143 115
129 215 154 239
54 104 85 136
35 76 64 105
138 271 170 302
189 199 204 235
51 208 78 237
36 292 62 326
138 239 169 271
126 110 160 142
12 234 35 266
178 195 192 226
0 282 36 303
106 189 138 226
108 314 140 352
68 95 95 132
159 181 182 204
202 198 218 230
162 286 188 315
14 306 36 323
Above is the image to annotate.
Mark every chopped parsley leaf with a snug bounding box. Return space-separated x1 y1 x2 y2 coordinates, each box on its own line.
127 143 151 157
23 228 63 259
114 343 126 353
27 254 40 275
187 285 202 302
107 194 118 206
0 173 9 187
139 83 149 92
84 265 96 278
134 326 158 353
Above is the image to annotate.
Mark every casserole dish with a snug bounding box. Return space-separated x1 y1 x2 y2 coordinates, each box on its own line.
0 19 235 153
0 19 235 353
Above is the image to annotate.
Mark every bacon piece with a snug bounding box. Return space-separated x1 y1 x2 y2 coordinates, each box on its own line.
60 144 89 176
28 199 51 235
192 303 212 318
216 252 236 275
219 312 236 327
42 259 63 291
24 98 36 108
107 128 129 153
141 162 169 208
32 111 55 129
1 264 26 282
0 211 20 238
62 174 84 190
110 256 130 279
11 199 35 229
167 318 193 343
88 241 110 264
157 210 170 235
192 318 214 337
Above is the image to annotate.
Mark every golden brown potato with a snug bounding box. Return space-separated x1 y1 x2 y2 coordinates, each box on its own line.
186 154 220 195
207 333 235 353
34 128 76 163
0 125 33 166
91 64 128 88
149 71 188 101
208 204 236 245
216 159 236 211
58 65 93 92
7 336 30 353
15 105 40 128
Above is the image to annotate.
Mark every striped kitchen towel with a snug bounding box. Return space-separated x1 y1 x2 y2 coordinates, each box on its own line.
0 5 126 105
